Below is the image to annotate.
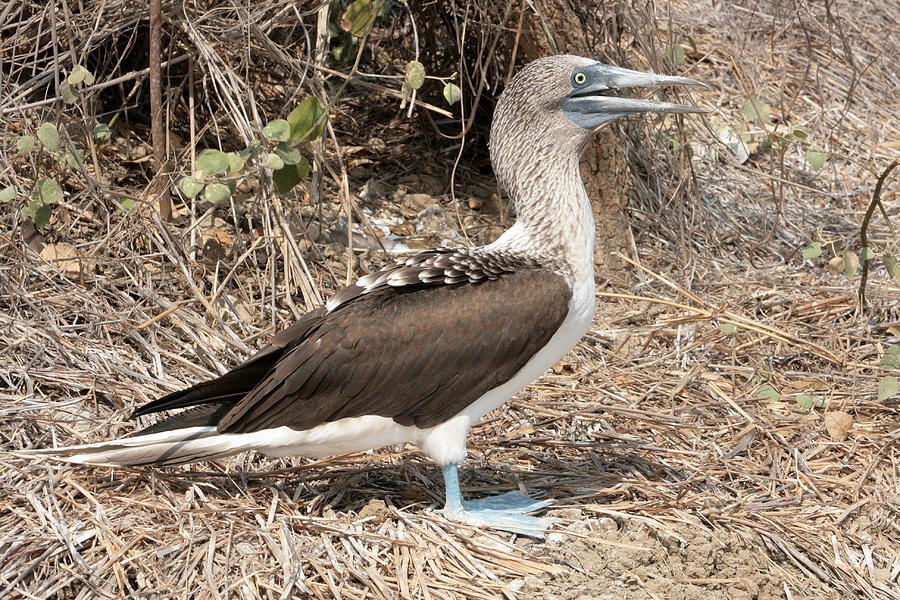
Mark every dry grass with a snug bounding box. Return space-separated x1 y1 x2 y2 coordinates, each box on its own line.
2 0 900 599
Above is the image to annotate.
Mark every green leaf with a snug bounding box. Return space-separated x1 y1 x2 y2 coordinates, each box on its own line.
16 135 35 155
178 175 205 199
263 119 291 142
719 323 736 335
665 43 685 66
880 344 900 370
342 0 375 37
443 82 462 105
755 383 780 402
273 156 310 194
196 149 230 175
64 147 79 169
287 97 325 143
791 126 809 140
68 65 88 85
202 183 232 204
860 247 875 260
275 142 302 165
265 153 285 171
843 250 859 277
796 394 826 410
37 122 59 151
802 242 822 259
117 197 137 212
742 98 771 125
0 185 16 203
405 61 426 90
885 254 898 279
331 35 355 63
36 178 63 203
806 147 827 170
226 152 245 172
239 142 265 161
61 81 79 104
877 376 899 402
30 200 52 228
93 123 112 141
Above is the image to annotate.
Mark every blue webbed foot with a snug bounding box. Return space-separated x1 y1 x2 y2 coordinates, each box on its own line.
437 464 556 538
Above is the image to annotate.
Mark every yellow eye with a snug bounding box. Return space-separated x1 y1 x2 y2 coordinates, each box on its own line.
574 72 586 85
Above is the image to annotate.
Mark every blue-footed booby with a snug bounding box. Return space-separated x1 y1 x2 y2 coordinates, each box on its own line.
30 56 705 536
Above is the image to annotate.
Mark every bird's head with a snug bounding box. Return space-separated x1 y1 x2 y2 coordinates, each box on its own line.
489 55 706 192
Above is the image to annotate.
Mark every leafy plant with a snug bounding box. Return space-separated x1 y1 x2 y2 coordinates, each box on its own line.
177 97 325 203
736 97 827 171
61 64 95 104
9 66 111 229
801 239 866 278
15 121 70 228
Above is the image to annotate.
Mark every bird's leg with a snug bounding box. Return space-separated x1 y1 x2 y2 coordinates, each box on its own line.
438 463 556 538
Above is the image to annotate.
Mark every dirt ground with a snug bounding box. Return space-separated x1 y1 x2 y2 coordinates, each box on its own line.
529 513 806 600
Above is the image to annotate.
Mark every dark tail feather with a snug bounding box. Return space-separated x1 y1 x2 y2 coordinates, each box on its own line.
131 356 277 419
135 403 234 435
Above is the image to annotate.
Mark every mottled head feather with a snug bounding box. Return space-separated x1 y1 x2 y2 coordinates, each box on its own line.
488 55 598 196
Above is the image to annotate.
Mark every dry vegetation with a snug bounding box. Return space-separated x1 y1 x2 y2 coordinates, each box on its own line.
2 1 899 599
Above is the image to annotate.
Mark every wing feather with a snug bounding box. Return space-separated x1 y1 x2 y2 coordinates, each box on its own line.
218 269 571 433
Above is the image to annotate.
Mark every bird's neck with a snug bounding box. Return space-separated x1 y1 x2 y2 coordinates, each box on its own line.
490 150 596 287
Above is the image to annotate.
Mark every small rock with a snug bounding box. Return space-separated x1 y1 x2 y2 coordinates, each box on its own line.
827 256 844 274
547 508 582 520
403 193 434 212
824 411 853 441
358 499 389 524
717 126 750 164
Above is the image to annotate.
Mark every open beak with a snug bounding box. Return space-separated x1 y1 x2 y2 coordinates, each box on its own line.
562 63 708 130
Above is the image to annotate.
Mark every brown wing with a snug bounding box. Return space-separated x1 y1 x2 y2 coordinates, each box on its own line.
217 268 571 432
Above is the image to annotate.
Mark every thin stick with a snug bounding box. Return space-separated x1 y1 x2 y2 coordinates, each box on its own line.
149 0 171 221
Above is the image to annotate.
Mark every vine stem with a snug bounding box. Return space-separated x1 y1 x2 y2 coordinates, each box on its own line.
857 160 899 308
